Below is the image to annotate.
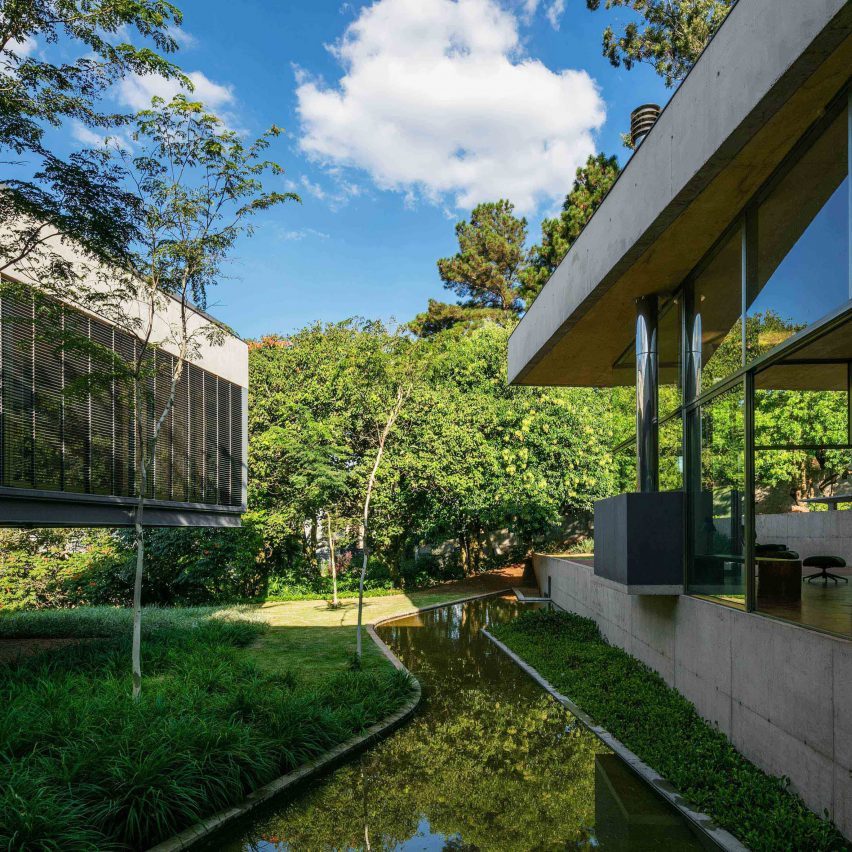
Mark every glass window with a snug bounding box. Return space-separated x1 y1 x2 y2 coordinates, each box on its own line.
693 227 743 393
660 415 683 491
687 384 745 605
746 106 850 360
752 320 852 638
658 298 681 416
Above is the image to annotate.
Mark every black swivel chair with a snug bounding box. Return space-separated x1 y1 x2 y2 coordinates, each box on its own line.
802 555 848 584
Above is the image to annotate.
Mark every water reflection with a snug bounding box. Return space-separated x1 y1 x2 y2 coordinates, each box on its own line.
210 596 706 851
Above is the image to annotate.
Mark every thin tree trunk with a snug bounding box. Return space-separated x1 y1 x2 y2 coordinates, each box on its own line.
328 511 338 607
131 380 146 701
356 386 407 659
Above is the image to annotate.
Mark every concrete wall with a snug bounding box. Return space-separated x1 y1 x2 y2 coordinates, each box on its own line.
757 510 852 566
534 554 852 839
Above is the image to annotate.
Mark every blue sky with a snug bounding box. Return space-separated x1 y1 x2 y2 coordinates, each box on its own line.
92 0 670 338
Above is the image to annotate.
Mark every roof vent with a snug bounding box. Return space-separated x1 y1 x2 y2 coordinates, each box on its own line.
630 103 661 148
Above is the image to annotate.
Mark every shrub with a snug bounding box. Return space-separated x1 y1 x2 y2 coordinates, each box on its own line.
492 610 847 852
0 607 413 849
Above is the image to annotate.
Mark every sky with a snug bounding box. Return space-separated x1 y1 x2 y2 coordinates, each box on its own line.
78 0 670 339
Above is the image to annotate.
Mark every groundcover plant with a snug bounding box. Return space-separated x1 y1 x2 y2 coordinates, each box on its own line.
491 609 849 852
0 607 412 850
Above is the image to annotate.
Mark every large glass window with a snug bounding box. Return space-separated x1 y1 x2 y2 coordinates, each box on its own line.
658 297 681 416
746 105 850 360
692 227 743 394
687 383 745 605
752 320 851 637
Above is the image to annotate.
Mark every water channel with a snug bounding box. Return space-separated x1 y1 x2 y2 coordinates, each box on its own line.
210 594 709 850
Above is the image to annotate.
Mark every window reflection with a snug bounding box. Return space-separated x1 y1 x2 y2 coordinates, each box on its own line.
753 322 852 637
687 384 745 605
747 107 850 359
693 228 743 393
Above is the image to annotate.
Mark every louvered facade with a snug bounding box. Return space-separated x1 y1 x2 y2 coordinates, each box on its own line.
0 288 246 527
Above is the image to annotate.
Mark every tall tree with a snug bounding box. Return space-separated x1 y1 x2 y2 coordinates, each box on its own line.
521 154 620 307
586 0 735 88
411 200 527 336
0 0 186 272
88 95 294 698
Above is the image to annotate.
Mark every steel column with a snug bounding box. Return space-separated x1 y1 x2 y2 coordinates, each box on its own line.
636 295 659 492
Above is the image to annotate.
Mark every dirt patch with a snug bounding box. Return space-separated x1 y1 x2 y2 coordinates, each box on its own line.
0 637 107 663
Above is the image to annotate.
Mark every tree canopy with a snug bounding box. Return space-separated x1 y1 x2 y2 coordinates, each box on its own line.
586 0 735 87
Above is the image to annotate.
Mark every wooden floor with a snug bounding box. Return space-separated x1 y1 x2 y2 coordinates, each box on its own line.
759 568 852 637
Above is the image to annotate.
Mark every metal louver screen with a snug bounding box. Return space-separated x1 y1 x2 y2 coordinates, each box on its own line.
0 289 245 508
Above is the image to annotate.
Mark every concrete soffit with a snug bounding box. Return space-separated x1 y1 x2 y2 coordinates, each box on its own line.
508 0 852 388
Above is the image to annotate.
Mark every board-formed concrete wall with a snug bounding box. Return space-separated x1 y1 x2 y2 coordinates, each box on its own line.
757 511 852 566
533 554 852 839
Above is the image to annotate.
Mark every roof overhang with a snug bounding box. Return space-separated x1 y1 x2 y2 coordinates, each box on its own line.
508 0 852 388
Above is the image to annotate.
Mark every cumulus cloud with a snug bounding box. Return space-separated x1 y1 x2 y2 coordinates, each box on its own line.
117 70 234 112
295 0 603 212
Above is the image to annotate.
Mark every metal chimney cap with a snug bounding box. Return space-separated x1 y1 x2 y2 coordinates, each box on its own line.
630 103 661 148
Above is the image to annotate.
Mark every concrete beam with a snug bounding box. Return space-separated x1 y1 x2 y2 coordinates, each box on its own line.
509 0 852 387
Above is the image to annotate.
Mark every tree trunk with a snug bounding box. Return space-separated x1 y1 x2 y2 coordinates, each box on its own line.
357 385 408 660
328 511 338 607
131 381 146 701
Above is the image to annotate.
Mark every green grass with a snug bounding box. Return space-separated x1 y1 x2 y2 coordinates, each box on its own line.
0 606 413 850
262 586 405 602
492 609 849 852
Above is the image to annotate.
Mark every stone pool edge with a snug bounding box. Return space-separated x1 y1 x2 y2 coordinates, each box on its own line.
147 589 511 852
481 627 749 852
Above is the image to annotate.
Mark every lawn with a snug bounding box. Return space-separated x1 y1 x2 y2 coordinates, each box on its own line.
0 566 520 849
491 608 848 852
250 564 523 684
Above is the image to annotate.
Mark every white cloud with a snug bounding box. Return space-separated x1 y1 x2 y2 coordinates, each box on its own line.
71 120 108 147
295 0 604 213
9 36 36 57
280 228 331 241
545 0 565 29
117 70 234 112
168 26 198 49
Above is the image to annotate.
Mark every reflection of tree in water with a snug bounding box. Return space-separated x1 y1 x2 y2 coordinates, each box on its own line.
227 598 601 850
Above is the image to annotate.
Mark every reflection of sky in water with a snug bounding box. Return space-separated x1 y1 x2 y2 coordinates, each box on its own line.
208 596 704 851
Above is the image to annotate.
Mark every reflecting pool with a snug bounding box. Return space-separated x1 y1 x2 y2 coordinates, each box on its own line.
208 595 708 850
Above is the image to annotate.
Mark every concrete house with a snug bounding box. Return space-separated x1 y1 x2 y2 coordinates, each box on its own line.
0 242 248 529
509 0 852 836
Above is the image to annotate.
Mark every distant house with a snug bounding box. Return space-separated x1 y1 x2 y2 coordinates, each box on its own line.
0 238 247 528
509 0 852 837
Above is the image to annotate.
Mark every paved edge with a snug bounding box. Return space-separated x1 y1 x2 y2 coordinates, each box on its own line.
481 628 749 852
147 588 512 852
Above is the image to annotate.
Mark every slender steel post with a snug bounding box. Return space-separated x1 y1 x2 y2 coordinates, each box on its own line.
744 371 756 612
636 295 659 492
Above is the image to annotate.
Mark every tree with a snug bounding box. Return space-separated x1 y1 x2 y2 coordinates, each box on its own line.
521 154 620 306
355 380 410 659
0 0 186 273
411 200 527 336
585 0 735 88
88 95 294 698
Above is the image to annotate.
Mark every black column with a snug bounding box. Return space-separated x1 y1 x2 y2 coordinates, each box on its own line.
636 295 659 492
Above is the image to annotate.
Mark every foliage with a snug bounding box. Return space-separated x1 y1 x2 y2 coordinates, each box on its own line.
521 154 621 306
585 0 735 87
411 200 527 335
250 322 617 584
492 609 848 852
0 529 125 612
0 606 413 849
0 0 184 274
